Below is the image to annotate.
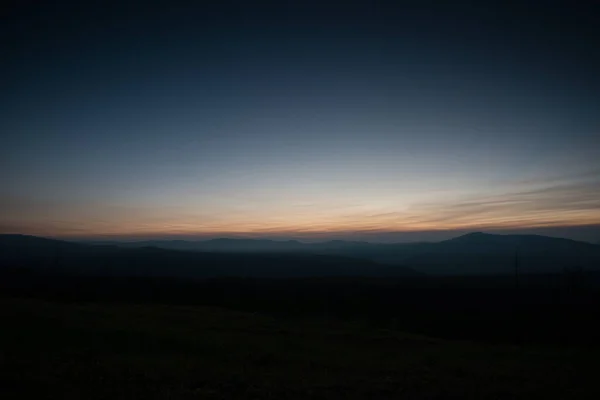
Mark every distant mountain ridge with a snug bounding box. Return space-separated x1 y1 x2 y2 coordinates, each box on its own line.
407 232 600 275
86 231 598 248
83 232 600 275
2 232 599 276
0 234 418 279
443 231 594 246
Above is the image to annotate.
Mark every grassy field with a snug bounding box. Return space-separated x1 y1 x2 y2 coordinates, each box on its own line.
1 297 599 399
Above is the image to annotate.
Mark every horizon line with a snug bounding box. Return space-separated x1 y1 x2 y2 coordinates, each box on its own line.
3 227 599 245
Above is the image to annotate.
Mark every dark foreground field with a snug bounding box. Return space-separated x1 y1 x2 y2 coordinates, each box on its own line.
2 297 599 400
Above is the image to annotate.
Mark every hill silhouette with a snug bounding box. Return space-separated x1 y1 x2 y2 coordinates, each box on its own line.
405 232 600 275
3 232 599 277
3 233 600 347
86 232 600 275
0 234 418 279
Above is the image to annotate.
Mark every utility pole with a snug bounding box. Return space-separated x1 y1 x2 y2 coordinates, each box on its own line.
514 247 520 294
514 246 522 345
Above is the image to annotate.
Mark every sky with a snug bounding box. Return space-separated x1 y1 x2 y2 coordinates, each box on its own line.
2 1 599 242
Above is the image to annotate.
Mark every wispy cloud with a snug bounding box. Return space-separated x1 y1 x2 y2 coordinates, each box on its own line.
510 168 600 187
401 179 600 229
2 175 600 238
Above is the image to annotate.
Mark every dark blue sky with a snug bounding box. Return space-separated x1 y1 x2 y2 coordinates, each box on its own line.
2 1 599 241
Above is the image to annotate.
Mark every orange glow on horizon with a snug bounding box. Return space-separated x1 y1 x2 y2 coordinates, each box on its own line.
3 177 599 239
6 213 600 239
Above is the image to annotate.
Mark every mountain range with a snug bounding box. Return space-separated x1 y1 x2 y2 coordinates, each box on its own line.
85 231 600 275
1 232 599 278
0 234 418 279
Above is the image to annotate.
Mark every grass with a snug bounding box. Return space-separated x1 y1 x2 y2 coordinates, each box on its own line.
1 297 599 399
